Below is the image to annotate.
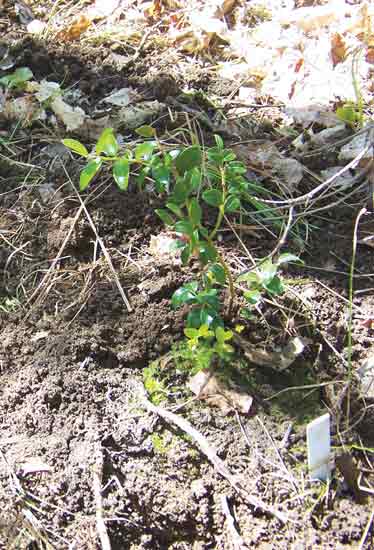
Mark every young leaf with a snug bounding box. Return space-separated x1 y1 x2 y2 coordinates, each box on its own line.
113 157 130 190
215 326 233 344
276 253 302 266
80 158 102 191
258 260 277 286
264 275 284 295
184 328 199 339
225 195 241 212
202 189 223 207
62 139 89 158
156 209 174 226
95 128 118 157
208 263 226 284
189 198 202 226
175 146 202 176
135 125 156 138
135 141 155 161
214 134 224 150
244 289 261 305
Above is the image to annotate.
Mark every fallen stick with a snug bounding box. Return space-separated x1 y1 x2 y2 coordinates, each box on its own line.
142 394 288 524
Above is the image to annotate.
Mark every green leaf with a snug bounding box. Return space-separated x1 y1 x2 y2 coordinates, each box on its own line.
175 220 194 237
152 163 170 193
199 242 217 264
189 198 202 226
113 157 130 190
208 263 226 284
175 146 202 176
225 195 241 212
95 128 118 157
223 150 236 162
0 67 33 88
198 324 214 339
202 189 223 207
214 134 224 150
166 202 183 218
172 179 190 204
215 326 233 344
276 253 302 266
62 139 89 158
135 125 156 138
13 67 33 82
181 244 191 265
135 141 156 161
80 158 102 190
136 166 149 189
156 209 174 226
244 289 262 305
264 275 284 295
184 328 199 339
258 260 277 286
195 289 219 309
171 284 197 308
237 271 259 284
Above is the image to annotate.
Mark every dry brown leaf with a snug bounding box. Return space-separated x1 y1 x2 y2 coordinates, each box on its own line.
188 369 253 415
56 15 92 42
331 33 347 67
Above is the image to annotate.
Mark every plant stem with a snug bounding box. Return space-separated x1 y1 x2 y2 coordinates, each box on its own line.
209 167 226 240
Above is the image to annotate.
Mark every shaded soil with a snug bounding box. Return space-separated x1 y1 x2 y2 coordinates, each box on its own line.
1 2 374 549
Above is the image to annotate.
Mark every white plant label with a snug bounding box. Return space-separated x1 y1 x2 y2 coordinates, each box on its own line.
307 413 331 481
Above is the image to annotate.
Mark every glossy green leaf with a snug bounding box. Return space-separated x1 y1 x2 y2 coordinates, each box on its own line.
189 198 202 226
135 125 156 138
208 263 226 284
244 289 261 305
152 164 170 193
166 202 183 218
175 220 194 237
202 189 223 207
62 139 89 158
135 141 156 161
175 146 202 176
258 260 277 286
276 253 302 266
113 157 130 190
237 271 259 284
156 209 174 226
80 158 102 191
199 242 217 264
225 195 241 212
95 128 118 157
264 275 284 295
171 283 197 308
172 179 190 204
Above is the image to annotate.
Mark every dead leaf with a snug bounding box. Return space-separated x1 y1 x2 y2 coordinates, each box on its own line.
188 369 253 415
102 87 140 107
234 335 307 371
56 15 92 42
331 33 347 67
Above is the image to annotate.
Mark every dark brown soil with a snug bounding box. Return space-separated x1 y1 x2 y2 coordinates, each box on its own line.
1 1 374 549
